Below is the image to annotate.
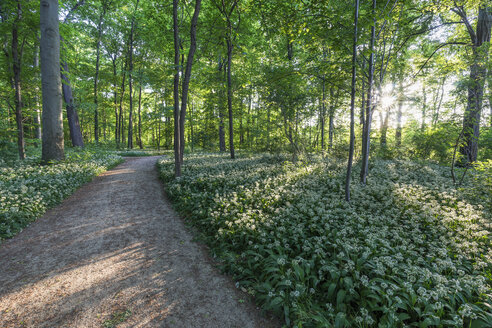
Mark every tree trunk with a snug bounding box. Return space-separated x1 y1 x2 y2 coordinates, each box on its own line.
61 60 84 147
112 57 118 144
320 78 326 150
328 86 335 149
173 0 181 176
41 0 64 162
34 44 42 145
118 54 128 146
421 83 427 131
226 38 235 159
138 82 143 149
12 0 24 159
459 7 492 164
190 100 194 151
218 59 226 152
360 0 376 185
127 0 139 149
94 5 107 143
345 0 359 202
380 109 389 149
179 0 202 162
395 79 403 147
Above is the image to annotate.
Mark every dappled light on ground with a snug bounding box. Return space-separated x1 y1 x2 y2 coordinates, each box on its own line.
0 157 279 328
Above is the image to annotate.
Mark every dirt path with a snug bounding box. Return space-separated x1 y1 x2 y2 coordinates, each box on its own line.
0 157 279 328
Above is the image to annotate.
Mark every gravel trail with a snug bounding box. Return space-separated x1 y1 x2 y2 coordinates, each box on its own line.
0 156 279 328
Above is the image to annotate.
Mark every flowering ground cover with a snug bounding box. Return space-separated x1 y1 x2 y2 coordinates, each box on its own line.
159 153 491 327
0 149 123 240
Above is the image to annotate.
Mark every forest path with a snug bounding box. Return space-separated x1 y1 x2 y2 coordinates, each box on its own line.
0 156 278 328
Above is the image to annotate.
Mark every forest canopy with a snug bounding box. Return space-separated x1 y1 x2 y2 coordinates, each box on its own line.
0 0 490 168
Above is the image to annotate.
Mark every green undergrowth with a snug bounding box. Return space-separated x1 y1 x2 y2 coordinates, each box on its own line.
0 148 123 241
158 153 491 327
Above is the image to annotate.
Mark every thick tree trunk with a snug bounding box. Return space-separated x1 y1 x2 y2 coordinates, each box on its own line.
345 0 359 202
179 0 201 162
459 7 492 164
41 0 64 161
12 0 24 160
360 0 376 185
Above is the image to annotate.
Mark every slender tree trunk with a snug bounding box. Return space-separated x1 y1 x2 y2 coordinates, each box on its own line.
173 0 181 176
360 0 376 185
61 60 84 147
138 82 143 149
328 86 335 149
396 79 403 147
41 0 64 162
380 109 389 148
218 59 226 152
94 5 107 143
12 0 24 159
421 83 427 131
127 0 139 149
33 44 42 145
190 100 194 151
179 0 202 162
239 99 244 145
360 58 366 128
345 0 359 202
226 38 235 159
112 57 118 143
118 55 128 146
320 78 326 150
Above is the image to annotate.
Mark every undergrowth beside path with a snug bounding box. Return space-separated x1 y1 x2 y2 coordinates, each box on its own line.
0 149 123 240
159 153 491 327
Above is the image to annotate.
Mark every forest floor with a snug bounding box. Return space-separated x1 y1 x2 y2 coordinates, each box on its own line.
0 156 279 328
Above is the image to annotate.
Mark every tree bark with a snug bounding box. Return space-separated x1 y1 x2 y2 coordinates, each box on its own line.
360 0 376 185
179 0 202 162
138 82 143 149
94 3 107 143
345 0 359 202
12 0 24 160
33 43 42 145
61 60 84 147
41 0 64 162
173 0 181 176
421 83 426 131
218 59 226 152
459 7 492 164
320 78 326 150
328 86 335 149
226 38 235 159
396 79 403 147
127 0 139 149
